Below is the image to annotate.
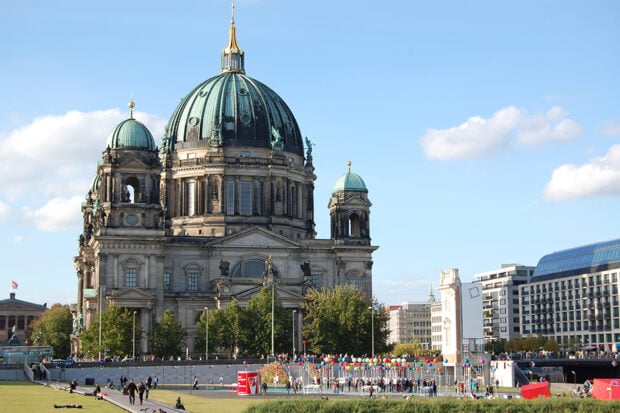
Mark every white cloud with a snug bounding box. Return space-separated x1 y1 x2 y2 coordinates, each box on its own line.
602 121 620 137
420 106 581 160
0 200 10 222
543 144 620 201
13 235 24 244
22 196 84 231
517 106 581 145
420 106 520 160
0 109 167 231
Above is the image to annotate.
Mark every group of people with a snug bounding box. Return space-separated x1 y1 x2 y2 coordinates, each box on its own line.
123 379 148 405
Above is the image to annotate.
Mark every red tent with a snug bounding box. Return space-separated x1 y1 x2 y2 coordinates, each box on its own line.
591 378 620 400
520 381 551 399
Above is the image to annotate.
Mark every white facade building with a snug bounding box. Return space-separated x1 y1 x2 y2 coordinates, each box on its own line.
474 264 534 342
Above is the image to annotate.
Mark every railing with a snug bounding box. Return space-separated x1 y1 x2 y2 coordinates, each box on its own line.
22 362 34 381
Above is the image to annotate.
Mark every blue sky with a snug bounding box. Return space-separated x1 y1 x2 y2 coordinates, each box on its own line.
1 0 619 306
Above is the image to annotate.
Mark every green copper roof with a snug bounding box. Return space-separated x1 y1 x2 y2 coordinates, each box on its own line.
332 171 368 194
164 72 303 155
161 8 303 155
105 118 156 151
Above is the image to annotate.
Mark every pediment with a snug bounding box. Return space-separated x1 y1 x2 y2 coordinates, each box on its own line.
119 157 150 169
342 194 372 207
108 288 155 301
208 226 300 249
234 284 305 301
0 299 46 312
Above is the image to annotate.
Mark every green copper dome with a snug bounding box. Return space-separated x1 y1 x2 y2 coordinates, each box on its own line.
105 118 156 151
161 13 303 156
332 170 368 194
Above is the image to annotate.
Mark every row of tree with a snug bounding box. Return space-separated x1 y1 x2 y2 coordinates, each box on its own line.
29 285 390 360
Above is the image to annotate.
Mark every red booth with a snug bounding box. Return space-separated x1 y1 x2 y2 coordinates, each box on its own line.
592 378 620 400
237 371 260 396
520 381 551 399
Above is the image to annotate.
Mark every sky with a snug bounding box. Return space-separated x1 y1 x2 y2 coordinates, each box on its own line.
1 0 619 307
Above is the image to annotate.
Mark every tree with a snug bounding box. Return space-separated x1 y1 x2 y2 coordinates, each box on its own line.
239 287 291 358
485 338 507 354
28 304 73 358
148 309 186 359
302 285 389 356
543 338 561 353
196 300 243 359
80 305 138 358
392 342 423 357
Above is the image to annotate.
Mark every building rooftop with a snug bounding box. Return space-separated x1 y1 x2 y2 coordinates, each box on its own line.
533 238 620 280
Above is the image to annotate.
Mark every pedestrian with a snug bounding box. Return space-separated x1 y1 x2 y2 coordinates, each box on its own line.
193 375 199 390
138 381 146 405
145 382 150 400
126 379 138 405
261 382 268 396
154 376 159 389
175 396 185 410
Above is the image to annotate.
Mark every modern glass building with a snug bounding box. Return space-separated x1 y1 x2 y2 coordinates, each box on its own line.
519 239 620 351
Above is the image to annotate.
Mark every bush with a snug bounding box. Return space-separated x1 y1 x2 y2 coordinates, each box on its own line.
244 397 620 413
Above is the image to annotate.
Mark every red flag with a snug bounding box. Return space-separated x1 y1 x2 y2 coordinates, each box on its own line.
11 280 18 289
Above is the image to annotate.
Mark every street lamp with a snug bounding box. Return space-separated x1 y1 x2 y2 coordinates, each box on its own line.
292 310 297 358
369 306 375 358
98 286 102 362
132 310 137 360
204 307 209 360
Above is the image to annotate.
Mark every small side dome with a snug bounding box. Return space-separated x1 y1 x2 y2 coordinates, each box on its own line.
106 118 156 151
332 163 368 194
89 174 101 194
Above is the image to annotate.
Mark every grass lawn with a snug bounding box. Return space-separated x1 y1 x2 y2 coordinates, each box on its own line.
0 381 269 413
0 381 123 413
147 388 270 413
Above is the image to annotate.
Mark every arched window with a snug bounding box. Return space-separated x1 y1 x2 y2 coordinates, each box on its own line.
231 257 270 278
348 213 361 237
122 258 141 287
124 176 140 203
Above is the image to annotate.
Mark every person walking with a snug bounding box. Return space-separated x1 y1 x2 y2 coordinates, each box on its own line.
126 379 138 405
193 375 199 390
138 381 146 405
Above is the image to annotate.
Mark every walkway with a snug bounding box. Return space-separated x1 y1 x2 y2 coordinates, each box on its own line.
42 381 187 413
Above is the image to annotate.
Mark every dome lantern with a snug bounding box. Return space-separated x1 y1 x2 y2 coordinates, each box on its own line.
221 1 245 74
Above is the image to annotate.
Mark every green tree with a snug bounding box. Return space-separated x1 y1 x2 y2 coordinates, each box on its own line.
239 287 291 358
148 309 186 359
392 342 423 357
28 304 73 358
196 300 243 358
543 337 561 353
302 285 389 356
485 338 507 354
80 306 138 358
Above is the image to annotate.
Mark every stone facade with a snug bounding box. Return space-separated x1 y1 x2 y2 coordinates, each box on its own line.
74 12 377 356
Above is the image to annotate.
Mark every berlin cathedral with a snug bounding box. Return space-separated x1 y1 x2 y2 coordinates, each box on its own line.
75 8 377 354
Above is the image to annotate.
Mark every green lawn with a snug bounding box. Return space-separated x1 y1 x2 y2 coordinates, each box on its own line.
0 381 123 413
147 389 268 413
0 381 269 413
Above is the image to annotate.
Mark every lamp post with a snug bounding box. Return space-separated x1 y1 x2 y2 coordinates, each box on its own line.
292 310 297 358
98 286 102 362
132 310 137 360
369 306 375 358
204 307 209 360
271 281 275 357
